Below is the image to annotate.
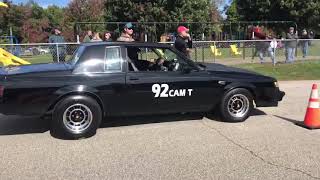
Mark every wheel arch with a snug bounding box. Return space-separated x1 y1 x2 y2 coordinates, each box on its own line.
47 86 105 116
224 82 257 100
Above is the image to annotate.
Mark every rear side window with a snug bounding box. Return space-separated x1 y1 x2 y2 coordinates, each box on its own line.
73 46 105 73
73 46 123 74
105 47 122 72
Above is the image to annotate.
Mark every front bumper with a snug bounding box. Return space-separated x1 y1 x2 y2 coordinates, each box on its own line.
255 88 285 107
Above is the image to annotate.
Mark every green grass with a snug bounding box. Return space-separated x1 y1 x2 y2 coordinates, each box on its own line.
233 60 320 80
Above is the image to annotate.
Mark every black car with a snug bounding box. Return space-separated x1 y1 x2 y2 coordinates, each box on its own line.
0 42 285 139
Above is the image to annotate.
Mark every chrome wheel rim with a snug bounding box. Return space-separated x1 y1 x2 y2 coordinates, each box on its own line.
63 104 93 134
227 94 250 118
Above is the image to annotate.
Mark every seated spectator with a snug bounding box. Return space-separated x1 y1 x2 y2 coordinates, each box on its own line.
83 30 93 43
103 31 112 42
91 32 102 42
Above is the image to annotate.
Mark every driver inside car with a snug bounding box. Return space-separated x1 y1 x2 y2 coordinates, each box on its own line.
149 58 168 71
127 47 140 71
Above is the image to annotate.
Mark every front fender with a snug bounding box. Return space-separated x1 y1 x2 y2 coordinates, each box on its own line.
224 82 257 98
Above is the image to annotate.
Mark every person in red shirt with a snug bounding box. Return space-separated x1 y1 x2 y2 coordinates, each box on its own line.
174 26 192 58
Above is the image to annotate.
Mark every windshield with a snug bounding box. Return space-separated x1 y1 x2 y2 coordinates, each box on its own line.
67 45 86 66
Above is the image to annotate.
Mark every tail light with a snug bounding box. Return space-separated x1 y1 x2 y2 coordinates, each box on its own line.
0 85 4 97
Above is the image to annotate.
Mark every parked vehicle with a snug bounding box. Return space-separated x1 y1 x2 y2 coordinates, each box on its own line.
32 46 50 55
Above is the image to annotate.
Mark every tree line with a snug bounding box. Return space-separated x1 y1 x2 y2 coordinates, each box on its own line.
225 0 320 36
0 0 319 43
0 0 221 43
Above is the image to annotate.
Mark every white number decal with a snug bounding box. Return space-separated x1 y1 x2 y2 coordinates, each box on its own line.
152 84 161 97
152 84 193 98
160 84 169 97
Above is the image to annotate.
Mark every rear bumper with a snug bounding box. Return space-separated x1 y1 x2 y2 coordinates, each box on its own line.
255 88 285 107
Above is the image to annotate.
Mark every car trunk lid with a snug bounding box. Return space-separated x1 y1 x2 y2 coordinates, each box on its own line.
0 63 72 75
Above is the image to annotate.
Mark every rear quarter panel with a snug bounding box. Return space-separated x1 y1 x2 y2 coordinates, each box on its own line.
1 71 75 115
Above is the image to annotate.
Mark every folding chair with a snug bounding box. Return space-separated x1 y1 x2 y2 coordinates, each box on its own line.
210 45 222 56
230 44 242 55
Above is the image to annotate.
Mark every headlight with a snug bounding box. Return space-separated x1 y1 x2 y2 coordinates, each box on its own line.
274 81 279 87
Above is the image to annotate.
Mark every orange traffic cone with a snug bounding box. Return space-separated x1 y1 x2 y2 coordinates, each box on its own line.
303 84 320 129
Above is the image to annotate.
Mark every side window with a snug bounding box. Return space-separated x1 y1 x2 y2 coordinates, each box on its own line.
138 48 160 62
73 46 105 73
126 46 190 72
104 47 122 71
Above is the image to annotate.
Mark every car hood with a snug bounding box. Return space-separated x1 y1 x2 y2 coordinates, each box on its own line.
0 63 73 75
201 63 275 81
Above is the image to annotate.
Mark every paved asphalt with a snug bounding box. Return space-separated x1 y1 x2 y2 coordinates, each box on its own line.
0 80 320 180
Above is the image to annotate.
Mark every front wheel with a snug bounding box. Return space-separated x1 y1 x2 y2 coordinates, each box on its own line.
219 88 253 122
51 96 102 139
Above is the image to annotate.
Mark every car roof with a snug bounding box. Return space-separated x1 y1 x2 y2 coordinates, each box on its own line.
81 41 173 48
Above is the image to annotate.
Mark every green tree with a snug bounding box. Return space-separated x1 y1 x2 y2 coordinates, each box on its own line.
45 5 64 27
225 0 239 22
0 1 26 42
226 0 320 34
104 0 220 40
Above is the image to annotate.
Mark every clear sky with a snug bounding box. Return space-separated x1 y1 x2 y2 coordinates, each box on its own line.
11 0 230 9
11 0 70 8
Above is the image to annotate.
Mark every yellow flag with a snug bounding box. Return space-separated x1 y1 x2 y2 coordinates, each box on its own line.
0 2 8 8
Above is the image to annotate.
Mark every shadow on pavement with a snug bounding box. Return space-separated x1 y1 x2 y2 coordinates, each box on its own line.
274 115 302 125
274 115 314 130
251 109 267 116
0 115 49 136
206 108 267 121
0 108 267 136
101 113 204 128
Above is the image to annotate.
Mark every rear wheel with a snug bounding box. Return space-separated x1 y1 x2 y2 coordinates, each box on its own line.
51 96 102 139
219 88 253 122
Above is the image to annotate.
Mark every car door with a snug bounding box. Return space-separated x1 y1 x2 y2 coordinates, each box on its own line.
122 46 222 116
73 45 127 116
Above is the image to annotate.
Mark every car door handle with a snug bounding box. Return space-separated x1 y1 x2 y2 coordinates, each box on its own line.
129 77 139 81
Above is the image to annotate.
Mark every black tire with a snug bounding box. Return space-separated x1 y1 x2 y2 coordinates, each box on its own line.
51 95 102 140
219 88 253 123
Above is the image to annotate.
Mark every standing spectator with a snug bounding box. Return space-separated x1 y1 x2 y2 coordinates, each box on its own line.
83 30 93 43
269 38 278 65
308 30 315 46
309 31 315 39
91 32 102 42
300 29 311 58
285 27 298 63
49 27 66 62
256 39 275 64
117 22 135 42
174 26 192 58
103 31 112 42
251 25 263 60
